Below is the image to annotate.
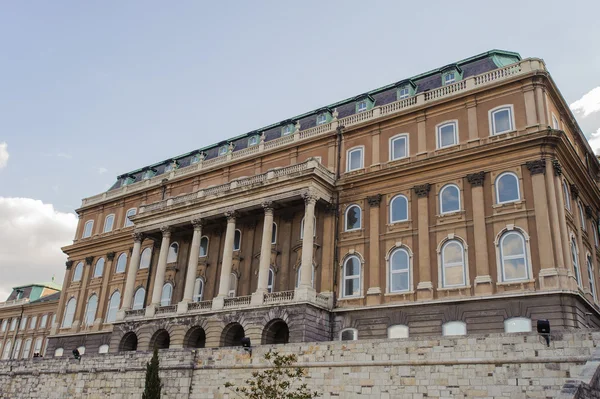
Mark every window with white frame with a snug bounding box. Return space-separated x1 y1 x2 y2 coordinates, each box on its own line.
228 273 237 297
340 328 357 341
62 298 77 328
82 220 94 238
387 324 409 339
124 208 137 227
504 317 532 333
233 230 242 251
77 346 86 356
563 181 572 212
588 254 596 301
444 72 456 85
193 278 204 302
93 258 105 278
72 262 84 282
390 195 408 223
1 319 7 332
440 184 460 214
571 237 582 288
160 283 173 306
317 113 328 125
271 223 277 244
552 114 560 130
437 121 458 148
342 255 361 297
22 339 32 359
219 145 228 156
13 339 22 359
345 205 362 231
164 161 176 172
133 287 145 310
54 348 64 357
103 214 115 233
42 338 48 357
98 344 109 354
167 242 179 263
295 264 315 288
1 340 11 360
106 291 121 323
20 316 27 330
499 231 529 282
441 240 466 287
398 86 411 99
84 294 98 326
357 100 367 112
33 337 42 356
442 321 466 336
347 147 364 172
282 124 293 136
40 314 48 329
495 172 520 204
389 247 410 293
490 106 514 135
267 268 275 293
115 253 127 273
191 153 201 164
199 236 209 257
579 202 586 231
390 134 408 161
140 248 152 269
248 135 258 146
300 216 316 239
9 318 16 331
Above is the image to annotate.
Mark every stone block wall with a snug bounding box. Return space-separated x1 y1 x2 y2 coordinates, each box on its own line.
1 331 600 398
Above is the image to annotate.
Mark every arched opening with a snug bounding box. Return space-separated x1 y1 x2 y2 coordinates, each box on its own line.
221 323 245 347
262 319 289 345
184 326 206 348
119 332 138 352
149 329 170 350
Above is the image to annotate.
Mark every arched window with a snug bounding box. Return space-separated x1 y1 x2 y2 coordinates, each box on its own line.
40 314 48 329
437 121 458 148
504 317 532 333
267 268 275 293
124 208 137 227
340 328 358 341
228 273 237 297
54 347 64 357
33 338 42 356
233 230 242 251
499 231 529 282
103 214 115 233
82 220 94 238
390 134 409 161
271 223 277 245
29 316 37 330
571 237 582 287
72 262 84 282
140 248 152 269
489 105 514 135
93 258 105 278
106 291 121 323
495 172 520 204
579 202 586 231
345 205 362 231
133 287 145 310
441 240 466 287
98 344 109 354
62 297 77 328
84 294 98 326
342 255 361 297
199 236 209 257
347 147 364 172
13 339 22 359
115 253 127 273
442 321 467 336
300 216 316 239
390 195 408 223
160 283 173 306
167 242 179 263
193 278 204 302
296 265 315 288
76 346 86 355
440 184 460 214
389 248 410 293
587 254 596 301
1 340 12 360
563 181 571 212
387 325 409 339
594 222 599 248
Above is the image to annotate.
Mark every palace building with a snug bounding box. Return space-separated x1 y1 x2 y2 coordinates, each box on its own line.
45 50 600 356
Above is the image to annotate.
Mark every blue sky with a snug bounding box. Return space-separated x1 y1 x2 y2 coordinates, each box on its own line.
0 0 599 298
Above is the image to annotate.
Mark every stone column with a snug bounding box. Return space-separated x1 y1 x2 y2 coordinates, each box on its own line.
534 85 548 126
296 192 318 301
213 211 237 309
146 226 171 317
526 160 557 288
366 194 382 305
553 161 575 289
467 172 492 294
118 233 144 320
414 184 433 300
252 202 275 305
545 160 568 288
178 219 203 314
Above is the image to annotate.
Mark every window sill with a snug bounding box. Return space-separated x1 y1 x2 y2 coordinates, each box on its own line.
496 279 535 287
384 291 414 297
344 168 366 177
490 129 517 137
492 200 526 213
337 296 364 301
437 285 471 292
436 210 465 223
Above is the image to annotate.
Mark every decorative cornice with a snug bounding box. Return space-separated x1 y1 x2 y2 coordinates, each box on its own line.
262 201 274 214
107 252 116 261
132 232 145 243
302 191 318 205
225 210 238 222
552 159 562 176
413 184 431 198
367 194 382 207
191 218 204 229
65 260 74 270
85 256 95 266
585 205 594 219
525 159 546 175
466 171 485 187
570 184 579 199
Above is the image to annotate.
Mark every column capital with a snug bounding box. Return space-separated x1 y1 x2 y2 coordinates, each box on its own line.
65 260 74 270
132 232 145 243
107 252 116 261
526 159 546 175
262 201 274 214
302 191 318 205
191 218 204 230
367 194 382 207
413 184 431 198
225 210 238 222
85 256 94 266
466 171 485 187
160 225 172 237
552 159 562 176
585 205 594 219
570 183 579 199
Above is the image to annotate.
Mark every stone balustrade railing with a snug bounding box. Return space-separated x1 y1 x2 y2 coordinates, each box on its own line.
188 300 213 311
124 308 145 318
0 298 29 309
156 305 177 315
264 290 295 304
223 295 251 309
81 58 543 208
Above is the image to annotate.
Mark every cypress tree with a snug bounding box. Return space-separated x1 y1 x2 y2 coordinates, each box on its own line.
142 347 161 399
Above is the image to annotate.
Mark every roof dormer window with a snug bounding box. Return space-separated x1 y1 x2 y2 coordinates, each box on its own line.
281 124 294 136
357 100 367 112
248 135 259 147
164 160 178 172
355 95 374 113
398 86 411 99
316 112 330 125
218 145 228 156
142 170 155 180
441 66 462 86
444 72 456 84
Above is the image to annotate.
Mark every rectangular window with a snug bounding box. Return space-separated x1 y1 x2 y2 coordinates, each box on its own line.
29 316 37 330
491 106 514 135
552 114 560 130
248 136 258 146
19 317 27 330
347 148 364 172
282 125 293 136
39 315 48 329
398 87 410 99
33 338 43 355
10 318 17 331
316 114 328 125
219 145 228 156
437 122 458 148
357 101 367 112
444 72 455 84
390 135 408 160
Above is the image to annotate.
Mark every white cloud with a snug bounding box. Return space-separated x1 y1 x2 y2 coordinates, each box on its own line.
570 87 600 117
43 152 72 159
587 127 600 155
97 167 108 175
0 142 8 169
0 198 77 301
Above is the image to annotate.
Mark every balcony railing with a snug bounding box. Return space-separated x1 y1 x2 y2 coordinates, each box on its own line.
0 298 29 309
188 300 213 311
264 290 295 304
124 308 145 318
81 58 543 208
156 305 176 315
223 295 251 309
